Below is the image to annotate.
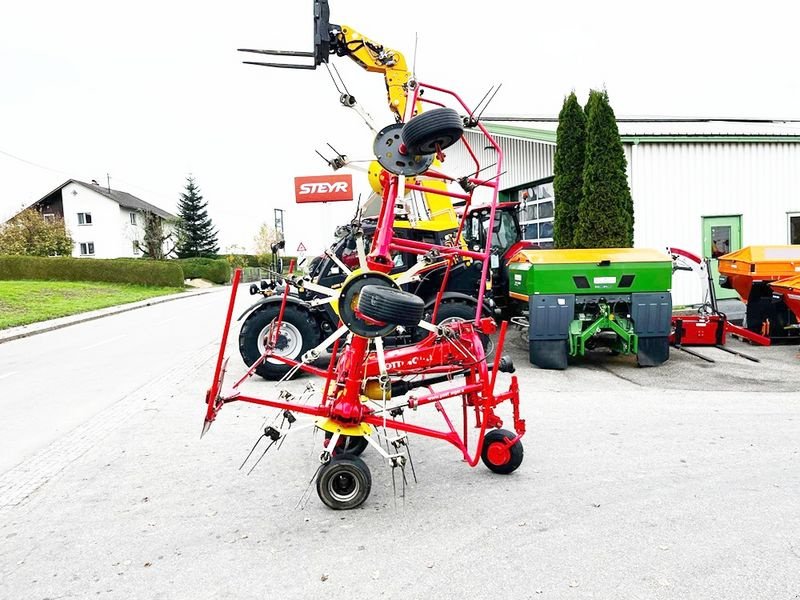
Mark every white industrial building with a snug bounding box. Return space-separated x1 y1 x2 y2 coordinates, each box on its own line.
449 118 800 306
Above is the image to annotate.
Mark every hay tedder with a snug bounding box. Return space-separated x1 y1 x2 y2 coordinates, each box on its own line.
201 3 524 509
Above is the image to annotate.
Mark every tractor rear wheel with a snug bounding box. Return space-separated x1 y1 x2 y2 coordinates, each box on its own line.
434 301 494 356
324 431 369 456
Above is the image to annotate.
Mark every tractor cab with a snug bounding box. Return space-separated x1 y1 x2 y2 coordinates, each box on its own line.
463 203 527 310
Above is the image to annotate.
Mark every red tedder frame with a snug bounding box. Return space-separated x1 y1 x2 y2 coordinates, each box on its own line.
202 81 525 470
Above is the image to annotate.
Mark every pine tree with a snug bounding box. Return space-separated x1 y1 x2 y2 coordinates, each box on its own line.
175 176 219 258
574 90 634 248
553 92 586 248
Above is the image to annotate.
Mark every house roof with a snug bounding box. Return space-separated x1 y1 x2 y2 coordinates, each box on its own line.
481 117 800 144
28 179 176 220
73 180 176 219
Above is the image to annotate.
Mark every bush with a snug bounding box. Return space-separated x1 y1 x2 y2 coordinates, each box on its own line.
0 255 184 287
176 257 231 284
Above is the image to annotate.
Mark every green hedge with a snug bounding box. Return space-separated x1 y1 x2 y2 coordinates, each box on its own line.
0 255 184 287
176 258 231 284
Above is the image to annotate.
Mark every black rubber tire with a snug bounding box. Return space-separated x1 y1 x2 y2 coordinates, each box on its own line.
401 108 464 155
434 301 494 356
358 285 425 328
481 429 524 474
324 431 369 457
529 339 568 370
316 455 372 510
238 304 320 380
636 336 670 367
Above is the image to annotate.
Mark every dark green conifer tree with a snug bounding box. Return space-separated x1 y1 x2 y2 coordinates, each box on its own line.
553 92 586 248
175 176 219 258
574 90 634 248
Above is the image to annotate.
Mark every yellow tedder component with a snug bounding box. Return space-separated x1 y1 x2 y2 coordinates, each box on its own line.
316 418 372 437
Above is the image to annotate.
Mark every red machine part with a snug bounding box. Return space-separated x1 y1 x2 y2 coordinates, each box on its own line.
202 81 525 508
667 247 771 350
770 275 800 323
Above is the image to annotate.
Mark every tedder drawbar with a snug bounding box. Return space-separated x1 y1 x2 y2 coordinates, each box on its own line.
202 80 525 509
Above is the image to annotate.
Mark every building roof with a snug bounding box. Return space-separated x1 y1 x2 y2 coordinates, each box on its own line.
481 117 800 144
31 179 176 219
72 180 175 219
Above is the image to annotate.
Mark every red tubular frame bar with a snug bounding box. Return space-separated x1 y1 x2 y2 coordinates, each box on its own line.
203 80 523 470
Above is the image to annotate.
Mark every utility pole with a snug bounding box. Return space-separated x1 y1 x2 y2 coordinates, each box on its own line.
106 173 112 193
272 208 285 274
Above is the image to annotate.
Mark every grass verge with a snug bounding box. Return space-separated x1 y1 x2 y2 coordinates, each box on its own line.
0 280 184 329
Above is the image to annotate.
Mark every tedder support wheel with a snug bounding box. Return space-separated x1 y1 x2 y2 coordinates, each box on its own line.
358 285 425 328
239 304 320 381
324 431 369 456
316 455 372 510
481 429 524 474
529 339 569 370
401 108 464 155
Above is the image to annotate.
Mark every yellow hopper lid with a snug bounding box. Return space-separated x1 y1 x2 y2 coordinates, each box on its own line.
770 274 800 292
509 247 671 265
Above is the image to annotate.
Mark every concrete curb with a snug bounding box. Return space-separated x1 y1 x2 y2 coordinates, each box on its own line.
0 286 226 345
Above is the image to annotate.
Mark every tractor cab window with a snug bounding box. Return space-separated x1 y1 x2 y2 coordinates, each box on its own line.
491 211 519 255
464 210 519 256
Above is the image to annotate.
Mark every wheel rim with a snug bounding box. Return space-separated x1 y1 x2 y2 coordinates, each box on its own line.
328 469 360 503
486 441 511 466
439 316 495 355
257 322 303 364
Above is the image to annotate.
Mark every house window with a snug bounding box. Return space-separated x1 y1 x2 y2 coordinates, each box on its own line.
130 212 137 225
79 242 95 256
518 179 555 248
790 213 800 245
77 212 93 225
43 213 55 222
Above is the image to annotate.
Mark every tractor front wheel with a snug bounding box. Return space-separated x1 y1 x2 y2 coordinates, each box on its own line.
239 304 320 380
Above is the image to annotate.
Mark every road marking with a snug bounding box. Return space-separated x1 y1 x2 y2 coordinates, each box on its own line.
0 371 17 381
80 334 127 351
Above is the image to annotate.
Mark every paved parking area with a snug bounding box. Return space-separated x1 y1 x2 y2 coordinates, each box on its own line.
1 327 798 599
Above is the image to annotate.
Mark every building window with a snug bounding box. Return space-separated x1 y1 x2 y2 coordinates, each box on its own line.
518 179 555 248
79 242 95 256
790 213 800 245
43 213 55 222
130 212 137 225
77 212 92 225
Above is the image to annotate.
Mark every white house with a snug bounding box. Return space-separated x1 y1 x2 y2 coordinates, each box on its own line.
22 179 176 259
449 118 800 306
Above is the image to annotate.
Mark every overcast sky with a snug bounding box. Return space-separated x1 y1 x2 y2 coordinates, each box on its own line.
2 0 799 255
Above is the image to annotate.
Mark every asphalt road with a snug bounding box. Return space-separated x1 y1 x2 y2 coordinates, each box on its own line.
0 288 233 473
1 294 799 599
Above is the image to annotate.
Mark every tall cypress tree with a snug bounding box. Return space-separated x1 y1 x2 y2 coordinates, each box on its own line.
553 92 586 248
175 176 219 258
574 90 634 248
